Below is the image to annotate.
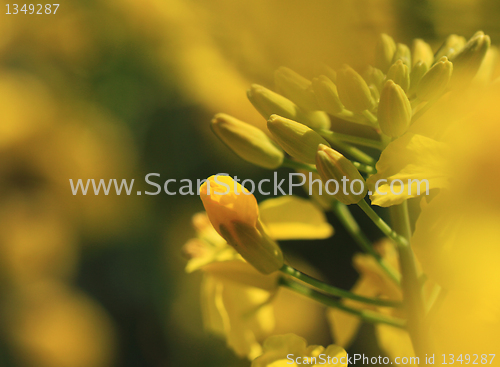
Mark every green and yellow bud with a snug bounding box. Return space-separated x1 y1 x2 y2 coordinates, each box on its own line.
386 59 410 92
378 80 412 137
363 66 385 92
435 34 467 60
200 175 283 274
275 67 319 111
211 113 284 169
312 75 344 115
412 39 434 68
336 65 374 112
392 43 412 69
408 60 429 96
450 31 490 87
375 33 397 73
416 57 453 101
247 84 330 130
315 144 367 205
267 115 330 165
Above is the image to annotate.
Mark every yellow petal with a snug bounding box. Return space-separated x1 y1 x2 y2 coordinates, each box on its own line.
367 133 450 207
259 196 333 240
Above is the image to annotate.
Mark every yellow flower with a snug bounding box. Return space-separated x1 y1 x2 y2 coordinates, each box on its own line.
185 195 333 359
251 334 347 367
200 175 283 274
200 175 259 236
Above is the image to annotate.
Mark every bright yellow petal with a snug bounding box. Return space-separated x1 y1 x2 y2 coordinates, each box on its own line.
367 133 451 207
259 196 333 240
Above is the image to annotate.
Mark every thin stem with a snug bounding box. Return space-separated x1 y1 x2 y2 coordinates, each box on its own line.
334 110 374 126
280 277 406 329
361 110 379 127
280 264 402 308
329 140 376 166
390 202 432 359
357 199 408 247
331 201 400 285
282 158 317 172
411 97 439 124
319 130 384 150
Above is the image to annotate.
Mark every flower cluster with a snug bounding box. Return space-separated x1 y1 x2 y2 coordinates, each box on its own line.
184 31 500 365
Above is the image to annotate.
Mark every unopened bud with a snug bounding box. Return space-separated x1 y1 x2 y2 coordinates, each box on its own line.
450 31 490 87
416 57 453 101
408 61 429 96
267 115 330 165
473 46 499 85
312 76 344 115
315 144 367 205
219 221 283 274
247 84 330 130
336 65 374 112
211 113 284 169
386 60 410 92
298 169 337 209
275 67 319 111
200 175 283 274
412 39 434 68
392 43 412 69
378 80 412 137
363 66 385 92
435 34 467 60
375 34 397 73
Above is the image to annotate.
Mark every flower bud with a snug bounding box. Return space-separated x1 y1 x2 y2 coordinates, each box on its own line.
375 34 397 73
408 60 428 96
412 39 434 68
275 67 319 111
267 115 330 165
416 57 453 101
200 175 283 274
247 84 330 130
378 80 412 137
311 75 344 115
315 144 367 205
363 66 385 92
386 60 410 92
450 31 490 87
211 113 284 169
336 65 374 112
392 43 412 69
435 34 467 60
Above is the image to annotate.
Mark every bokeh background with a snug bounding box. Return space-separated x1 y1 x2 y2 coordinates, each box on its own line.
0 0 499 366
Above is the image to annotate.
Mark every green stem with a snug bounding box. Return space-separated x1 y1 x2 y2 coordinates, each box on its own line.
319 130 384 150
280 264 402 308
280 277 406 329
282 158 317 172
357 199 408 247
331 201 400 285
361 110 379 127
411 97 439 124
390 202 432 359
329 140 376 166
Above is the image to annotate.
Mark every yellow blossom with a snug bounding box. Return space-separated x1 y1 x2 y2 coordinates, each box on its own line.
200 175 283 274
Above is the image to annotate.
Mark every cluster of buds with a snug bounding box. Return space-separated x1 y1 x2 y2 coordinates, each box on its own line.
204 31 492 274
